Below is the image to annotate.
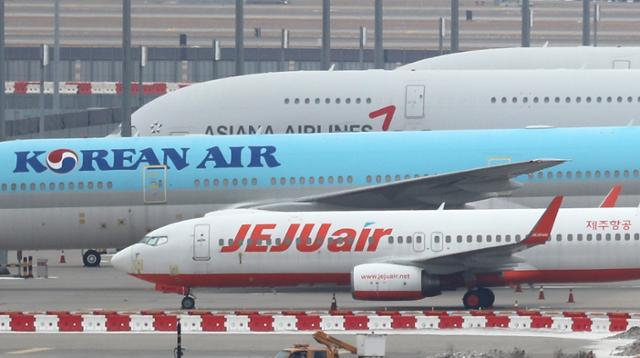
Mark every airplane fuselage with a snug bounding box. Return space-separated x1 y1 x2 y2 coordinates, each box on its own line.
131 69 640 136
113 207 640 296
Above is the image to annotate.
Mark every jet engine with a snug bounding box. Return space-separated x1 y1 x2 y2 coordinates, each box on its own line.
351 263 441 301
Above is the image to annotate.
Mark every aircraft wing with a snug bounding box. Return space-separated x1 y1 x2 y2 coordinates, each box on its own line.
251 159 566 210
395 196 563 275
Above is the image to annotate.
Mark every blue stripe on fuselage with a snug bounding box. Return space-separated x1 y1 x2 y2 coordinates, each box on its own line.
0 126 636 192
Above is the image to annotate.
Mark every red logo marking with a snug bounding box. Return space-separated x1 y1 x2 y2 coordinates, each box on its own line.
369 105 396 131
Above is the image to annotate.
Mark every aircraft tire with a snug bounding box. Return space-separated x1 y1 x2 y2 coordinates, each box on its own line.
477 287 495 308
462 289 481 310
181 296 196 310
82 250 101 267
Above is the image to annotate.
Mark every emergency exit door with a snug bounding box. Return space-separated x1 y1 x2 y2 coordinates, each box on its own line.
405 85 425 118
193 224 211 261
431 232 444 252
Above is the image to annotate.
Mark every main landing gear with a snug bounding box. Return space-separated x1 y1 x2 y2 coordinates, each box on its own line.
462 287 495 309
181 289 196 310
82 249 101 267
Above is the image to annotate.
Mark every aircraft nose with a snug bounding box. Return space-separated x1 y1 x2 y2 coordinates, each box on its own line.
110 247 130 273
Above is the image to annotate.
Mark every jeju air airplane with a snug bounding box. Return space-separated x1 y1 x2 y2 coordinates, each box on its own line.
111 195 640 310
128 68 640 136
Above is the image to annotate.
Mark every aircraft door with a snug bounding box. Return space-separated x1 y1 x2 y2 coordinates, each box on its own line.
143 165 167 204
413 232 426 252
405 85 425 119
193 224 211 261
430 232 444 252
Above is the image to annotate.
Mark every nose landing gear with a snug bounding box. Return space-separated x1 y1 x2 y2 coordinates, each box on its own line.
181 296 196 310
462 287 495 309
180 288 196 310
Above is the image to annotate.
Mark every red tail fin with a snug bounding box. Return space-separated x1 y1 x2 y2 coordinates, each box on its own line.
599 185 622 208
522 196 563 247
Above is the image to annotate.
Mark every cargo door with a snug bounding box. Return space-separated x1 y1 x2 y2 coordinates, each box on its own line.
430 231 443 252
405 85 425 118
193 224 211 261
143 165 167 204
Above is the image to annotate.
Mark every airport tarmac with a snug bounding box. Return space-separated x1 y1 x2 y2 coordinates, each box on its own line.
3 250 640 313
0 332 595 358
0 250 636 357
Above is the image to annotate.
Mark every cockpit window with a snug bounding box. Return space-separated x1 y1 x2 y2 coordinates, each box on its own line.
139 236 168 246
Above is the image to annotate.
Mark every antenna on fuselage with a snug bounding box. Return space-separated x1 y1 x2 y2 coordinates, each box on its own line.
437 202 445 210
328 64 335 71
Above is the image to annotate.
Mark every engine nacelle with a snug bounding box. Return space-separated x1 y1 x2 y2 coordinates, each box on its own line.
351 263 441 301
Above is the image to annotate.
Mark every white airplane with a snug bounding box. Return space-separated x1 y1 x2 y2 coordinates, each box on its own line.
129 69 640 136
111 195 640 310
397 46 640 71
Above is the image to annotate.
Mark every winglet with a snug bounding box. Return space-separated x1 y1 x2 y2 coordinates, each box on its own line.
600 185 622 208
522 195 563 247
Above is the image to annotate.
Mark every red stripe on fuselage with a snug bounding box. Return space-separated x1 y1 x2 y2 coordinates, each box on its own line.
133 268 640 290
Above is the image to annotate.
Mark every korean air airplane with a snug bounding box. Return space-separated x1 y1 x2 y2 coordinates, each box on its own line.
2 126 640 266
129 68 640 136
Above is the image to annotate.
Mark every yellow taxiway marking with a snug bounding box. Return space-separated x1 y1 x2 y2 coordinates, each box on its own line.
7 347 53 355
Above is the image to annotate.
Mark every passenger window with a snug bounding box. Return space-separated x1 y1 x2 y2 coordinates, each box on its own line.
318 176 325 184
20 183 26 191
195 179 201 187
337 176 343 184
388 236 394 244
577 234 583 241
315 98 320 104
567 234 572 242
615 233 621 241
457 235 463 243
587 234 593 241
335 98 341 104
366 175 372 183
232 178 239 186
544 97 550 103
625 233 631 241
219 239 224 246
505 235 511 242
476 235 482 243
289 177 295 185
606 233 612 241
445 235 451 243
585 171 592 178
280 177 286 185
576 97 581 103
30 183 36 191
284 98 290 104
97 182 103 189
223 179 229 186
1 184 5 191
347 176 353 184
356 98 362 104
397 236 403 244
78 182 84 190
204 179 210 187
501 97 507 103
375 175 381 183
491 97 497 103
515 235 521 242
556 234 562 242
214 178 220 187
299 177 306 185
596 234 602 241
486 235 492 243
49 183 55 190
385 175 391 183
251 178 257 186
406 236 412 244
242 178 248 186
576 171 582 178
309 177 315 184
59 182 65 191
466 235 472 243
416 236 422 243
327 176 334 184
